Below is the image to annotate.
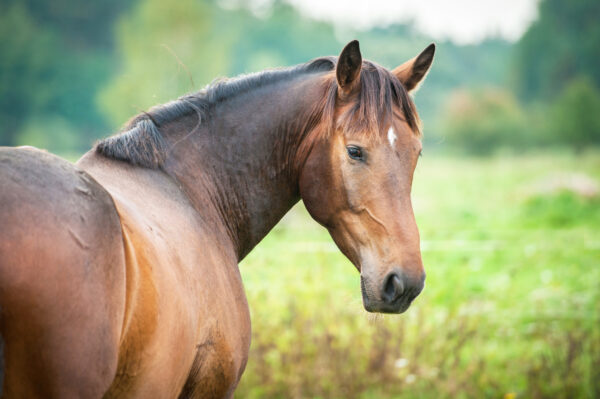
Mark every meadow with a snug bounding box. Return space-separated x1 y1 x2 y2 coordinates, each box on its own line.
237 152 600 399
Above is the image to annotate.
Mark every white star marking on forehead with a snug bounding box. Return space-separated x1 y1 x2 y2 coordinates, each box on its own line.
387 127 397 148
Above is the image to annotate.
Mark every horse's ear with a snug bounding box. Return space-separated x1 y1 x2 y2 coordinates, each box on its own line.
336 40 362 97
393 43 435 93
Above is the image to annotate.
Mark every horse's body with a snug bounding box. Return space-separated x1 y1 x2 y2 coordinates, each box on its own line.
0 41 434 397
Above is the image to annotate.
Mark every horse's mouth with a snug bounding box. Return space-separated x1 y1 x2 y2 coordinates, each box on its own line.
361 292 414 314
360 274 422 314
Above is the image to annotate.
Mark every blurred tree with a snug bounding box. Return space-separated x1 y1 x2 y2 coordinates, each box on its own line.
226 1 340 73
513 0 600 100
1 0 520 154
98 0 341 128
549 76 600 151
0 1 129 150
0 4 62 146
441 88 528 154
4 0 131 50
97 0 234 127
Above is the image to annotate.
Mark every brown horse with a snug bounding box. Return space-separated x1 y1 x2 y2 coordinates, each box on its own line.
0 40 434 397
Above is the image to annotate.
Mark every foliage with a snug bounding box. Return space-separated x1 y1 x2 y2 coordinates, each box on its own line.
97 0 341 128
3 0 600 154
440 88 529 154
0 0 520 154
513 0 600 101
15 116 84 157
226 1 340 72
548 76 600 150
238 153 600 398
97 0 227 127
0 1 128 150
95 0 513 141
12 0 130 49
441 75 600 155
0 4 63 146
438 0 600 155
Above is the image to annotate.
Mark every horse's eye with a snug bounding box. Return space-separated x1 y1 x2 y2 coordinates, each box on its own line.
346 145 364 161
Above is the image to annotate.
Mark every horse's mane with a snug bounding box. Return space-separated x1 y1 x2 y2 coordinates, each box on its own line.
95 57 420 169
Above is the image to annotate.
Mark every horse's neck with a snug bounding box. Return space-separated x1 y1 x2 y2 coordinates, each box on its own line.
164 77 322 260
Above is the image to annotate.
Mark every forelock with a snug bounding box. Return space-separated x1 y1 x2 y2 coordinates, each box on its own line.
322 60 422 140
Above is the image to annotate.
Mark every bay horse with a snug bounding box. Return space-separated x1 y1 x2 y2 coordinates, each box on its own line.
0 40 434 397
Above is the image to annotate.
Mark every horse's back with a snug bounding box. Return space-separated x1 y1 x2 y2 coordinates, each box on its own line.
0 147 126 397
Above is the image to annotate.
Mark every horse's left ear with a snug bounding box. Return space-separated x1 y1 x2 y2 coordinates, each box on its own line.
393 43 435 93
336 40 362 97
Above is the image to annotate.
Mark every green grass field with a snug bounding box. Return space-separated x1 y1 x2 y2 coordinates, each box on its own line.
237 152 600 399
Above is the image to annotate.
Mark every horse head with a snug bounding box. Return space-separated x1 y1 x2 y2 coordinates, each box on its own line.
300 41 435 313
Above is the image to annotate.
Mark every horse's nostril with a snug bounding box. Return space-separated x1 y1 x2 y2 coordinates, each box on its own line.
382 273 404 304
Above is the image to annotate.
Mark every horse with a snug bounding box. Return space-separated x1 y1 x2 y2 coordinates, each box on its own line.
0 40 434 397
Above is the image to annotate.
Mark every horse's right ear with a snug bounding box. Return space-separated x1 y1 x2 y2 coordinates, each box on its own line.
393 43 435 93
336 40 362 97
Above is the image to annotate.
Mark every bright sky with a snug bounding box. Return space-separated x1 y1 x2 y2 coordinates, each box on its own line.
284 0 541 44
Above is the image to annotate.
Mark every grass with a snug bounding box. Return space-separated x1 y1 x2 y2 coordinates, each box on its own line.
236 152 600 399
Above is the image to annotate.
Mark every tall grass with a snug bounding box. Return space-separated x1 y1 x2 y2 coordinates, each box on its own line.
237 152 600 398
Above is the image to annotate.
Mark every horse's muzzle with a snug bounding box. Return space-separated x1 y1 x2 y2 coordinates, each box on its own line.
361 268 425 314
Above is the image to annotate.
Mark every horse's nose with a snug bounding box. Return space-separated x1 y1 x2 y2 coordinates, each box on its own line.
382 271 405 304
380 268 425 310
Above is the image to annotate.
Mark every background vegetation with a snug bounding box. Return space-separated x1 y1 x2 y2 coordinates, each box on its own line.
3 0 599 154
1 0 599 397
239 153 600 398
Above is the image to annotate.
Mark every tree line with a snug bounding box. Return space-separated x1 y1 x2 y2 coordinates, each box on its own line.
1 0 598 155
